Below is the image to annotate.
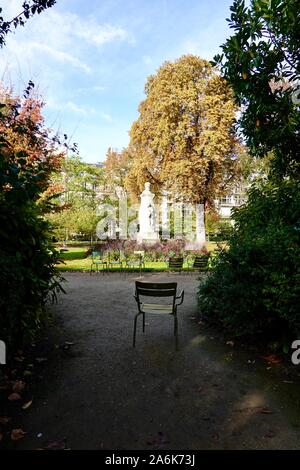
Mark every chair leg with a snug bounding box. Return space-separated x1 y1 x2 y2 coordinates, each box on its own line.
174 314 179 350
133 313 142 347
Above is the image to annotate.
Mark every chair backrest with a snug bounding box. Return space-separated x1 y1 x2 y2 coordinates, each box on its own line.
168 257 183 269
92 251 102 260
109 250 121 261
193 255 209 268
135 282 177 302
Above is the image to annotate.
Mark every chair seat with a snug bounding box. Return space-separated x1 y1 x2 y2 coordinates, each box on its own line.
140 303 174 315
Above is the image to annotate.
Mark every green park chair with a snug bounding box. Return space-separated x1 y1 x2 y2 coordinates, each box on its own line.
167 257 184 273
125 251 145 275
133 281 184 349
90 251 107 275
188 254 210 271
108 250 123 271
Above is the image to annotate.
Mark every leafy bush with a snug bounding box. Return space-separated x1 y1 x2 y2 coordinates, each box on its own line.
198 179 300 341
88 238 207 262
0 84 65 350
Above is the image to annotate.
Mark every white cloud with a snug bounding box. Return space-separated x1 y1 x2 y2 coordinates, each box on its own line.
77 85 107 94
74 21 129 47
30 9 131 50
100 112 113 122
30 43 91 74
47 99 113 123
66 101 90 115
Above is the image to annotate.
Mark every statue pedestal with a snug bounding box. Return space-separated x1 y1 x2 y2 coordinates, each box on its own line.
137 232 159 245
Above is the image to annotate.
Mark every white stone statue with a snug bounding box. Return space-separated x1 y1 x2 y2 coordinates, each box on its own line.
137 182 159 244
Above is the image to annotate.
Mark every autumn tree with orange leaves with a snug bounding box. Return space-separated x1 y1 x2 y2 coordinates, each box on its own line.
0 82 71 348
125 55 240 244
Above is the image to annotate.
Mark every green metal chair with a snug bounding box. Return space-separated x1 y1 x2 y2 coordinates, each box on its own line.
167 257 184 273
90 251 107 275
133 281 184 349
125 251 145 275
108 250 123 271
188 254 210 271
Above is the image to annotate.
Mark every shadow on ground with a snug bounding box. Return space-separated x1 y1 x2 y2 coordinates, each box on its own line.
14 273 300 449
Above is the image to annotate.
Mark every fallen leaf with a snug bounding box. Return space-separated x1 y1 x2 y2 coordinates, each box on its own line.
22 400 33 410
12 380 25 393
259 407 273 414
264 430 275 438
8 392 21 401
11 428 26 441
261 354 283 364
0 416 11 425
283 380 293 384
226 340 234 347
45 438 66 450
147 431 169 448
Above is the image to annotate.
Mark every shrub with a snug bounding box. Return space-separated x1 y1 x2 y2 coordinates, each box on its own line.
198 179 300 341
88 238 205 262
0 84 65 350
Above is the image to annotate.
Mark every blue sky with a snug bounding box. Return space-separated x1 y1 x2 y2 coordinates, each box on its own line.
0 0 235 163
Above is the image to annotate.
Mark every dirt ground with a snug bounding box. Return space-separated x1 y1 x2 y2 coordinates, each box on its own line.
15 272 300 449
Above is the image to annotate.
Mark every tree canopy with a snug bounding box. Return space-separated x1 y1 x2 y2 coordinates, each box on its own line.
213 0 300 179
125 55 240 205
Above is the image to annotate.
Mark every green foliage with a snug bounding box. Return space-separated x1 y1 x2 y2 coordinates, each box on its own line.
206 211 233 241
199 179 300 340
0 85 64 349
213 0 300 179
201 0 300 343
47 155 104 242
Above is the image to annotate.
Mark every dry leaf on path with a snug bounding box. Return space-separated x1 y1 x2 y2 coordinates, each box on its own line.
12 380 25 393
261 354 283 364
0 416 11 425
45 438 66 450
258 407 273 414
8 392 21 401
11 429 26 441
22 400 33 410
264 430 276 438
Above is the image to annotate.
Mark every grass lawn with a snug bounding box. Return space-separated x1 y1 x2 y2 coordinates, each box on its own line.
55 242 225 272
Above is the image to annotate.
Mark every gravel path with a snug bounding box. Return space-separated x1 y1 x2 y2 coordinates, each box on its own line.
17 272 300 449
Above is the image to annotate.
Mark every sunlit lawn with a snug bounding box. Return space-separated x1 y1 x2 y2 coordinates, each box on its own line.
55 242 225 272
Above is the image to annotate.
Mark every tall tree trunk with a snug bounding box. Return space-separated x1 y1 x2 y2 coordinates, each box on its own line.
195 203 206 246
